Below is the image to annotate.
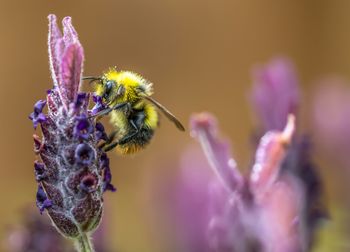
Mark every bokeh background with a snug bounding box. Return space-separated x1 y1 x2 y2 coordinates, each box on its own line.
1 0 350 251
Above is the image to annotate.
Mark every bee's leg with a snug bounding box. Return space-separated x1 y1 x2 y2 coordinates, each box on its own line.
103 119 140 152
106 131 118 144
116 85 126 97
89 102 130 119
104 131 139 152
112 102 132 113
82 76 100 81
117 121 139 145
104 142 119 152
98 131 118 149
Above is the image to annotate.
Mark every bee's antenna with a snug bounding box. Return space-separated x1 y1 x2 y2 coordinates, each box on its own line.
82 76 100 80
82 76 102 85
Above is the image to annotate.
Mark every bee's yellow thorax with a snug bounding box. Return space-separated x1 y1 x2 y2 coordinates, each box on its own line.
104 69 153 104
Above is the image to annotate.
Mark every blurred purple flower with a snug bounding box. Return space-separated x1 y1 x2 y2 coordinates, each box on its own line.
191 113 307 252
251 58 327 249
29 14 115 250
251 58 299 131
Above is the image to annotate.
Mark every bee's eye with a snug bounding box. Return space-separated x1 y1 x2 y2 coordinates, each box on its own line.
103 81 114 98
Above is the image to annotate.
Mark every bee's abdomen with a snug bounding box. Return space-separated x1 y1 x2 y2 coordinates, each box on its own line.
116 128 154 155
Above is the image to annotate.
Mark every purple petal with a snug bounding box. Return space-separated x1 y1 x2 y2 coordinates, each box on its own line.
34 100 47 114
250 115 296 195
75 92 89 110
75 143 95 166
104 183 117 192
36 113 46 121
100 152 110 169
62 17 79 46
48 14 63 86
251 58 299 131
100 153 116 192
29 116 45 129
58 43 84 107
34 161 46 181
190 113 243 193
36 185 52 214
95 122 108 141
103 165 116 192
73 114 94 140
91 95 106 115
29 100 47 129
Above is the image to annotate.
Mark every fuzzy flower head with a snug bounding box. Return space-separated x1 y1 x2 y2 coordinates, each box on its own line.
29 14 114 241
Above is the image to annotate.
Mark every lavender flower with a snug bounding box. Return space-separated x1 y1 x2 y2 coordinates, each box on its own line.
29 14 115 251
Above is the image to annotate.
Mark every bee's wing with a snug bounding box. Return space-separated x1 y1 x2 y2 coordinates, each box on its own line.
144 96 185 131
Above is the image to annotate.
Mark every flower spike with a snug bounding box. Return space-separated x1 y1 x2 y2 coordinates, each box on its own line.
30 14 115 252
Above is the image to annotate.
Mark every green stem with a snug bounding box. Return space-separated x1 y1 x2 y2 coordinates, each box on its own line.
75 233 95 252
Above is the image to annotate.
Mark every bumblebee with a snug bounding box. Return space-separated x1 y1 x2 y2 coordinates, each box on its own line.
84 68 185 154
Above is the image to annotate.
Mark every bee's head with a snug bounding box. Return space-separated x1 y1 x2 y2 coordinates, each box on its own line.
96 69 151 104
102 80 115 100
100 79 126 104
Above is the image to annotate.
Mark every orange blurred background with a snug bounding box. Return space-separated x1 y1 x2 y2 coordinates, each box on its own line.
0 1 350 251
